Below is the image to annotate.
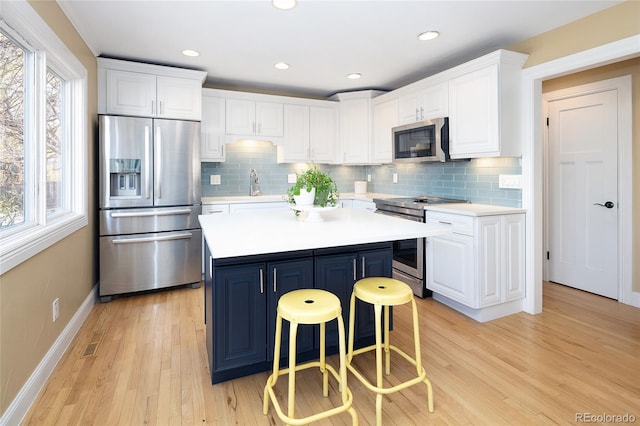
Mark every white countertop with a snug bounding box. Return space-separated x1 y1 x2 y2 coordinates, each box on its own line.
201 192 396 204
199 207 451 259
424 203 526 216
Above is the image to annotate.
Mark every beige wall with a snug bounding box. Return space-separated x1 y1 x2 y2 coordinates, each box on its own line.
0 0 97 417
508 0 640 293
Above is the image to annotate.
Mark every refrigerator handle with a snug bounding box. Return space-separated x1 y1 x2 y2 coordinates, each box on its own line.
145 126 151 199
156 126 162 199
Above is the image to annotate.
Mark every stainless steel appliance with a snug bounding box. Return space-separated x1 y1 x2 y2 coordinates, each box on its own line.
392 117 450 163
98 115 202 302
373 196 469 297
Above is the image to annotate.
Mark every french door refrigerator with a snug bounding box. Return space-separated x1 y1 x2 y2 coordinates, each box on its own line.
98 115 202 302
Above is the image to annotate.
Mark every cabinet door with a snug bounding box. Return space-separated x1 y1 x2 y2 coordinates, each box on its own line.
256 101 284 137
225 99 256 135
477 217 502 307
356 249 393 340
448 65 499 158
339 97 370 164
426 234 475 306
156 76 202 120
281 104 310 162
267 258 315 362
309 105 337 163
315 253 356 348
105 69 156 117
213 263 267 372
398 90 422 124
503 214 525 301
201 96 226 162
371 98 398 164
421 82 448 120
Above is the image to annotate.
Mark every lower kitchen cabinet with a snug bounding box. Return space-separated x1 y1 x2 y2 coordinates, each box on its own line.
204 242 392 383
425 210 525 321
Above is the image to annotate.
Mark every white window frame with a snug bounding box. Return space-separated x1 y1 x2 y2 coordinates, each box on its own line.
0 0 87 274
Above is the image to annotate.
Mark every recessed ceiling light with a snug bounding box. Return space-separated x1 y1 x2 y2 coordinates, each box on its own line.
274 62 290 70
417 31 440 41
347 73 362 80
182 49 200 57
272 0 296 10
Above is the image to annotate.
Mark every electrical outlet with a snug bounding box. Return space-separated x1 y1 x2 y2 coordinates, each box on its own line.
392 173 398 184
209 175 221 185
367 174 371 182
287 174 297 184
498 174 522 189
52 298 59 322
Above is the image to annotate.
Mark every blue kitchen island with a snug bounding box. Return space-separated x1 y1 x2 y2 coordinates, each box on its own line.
199 207 450 384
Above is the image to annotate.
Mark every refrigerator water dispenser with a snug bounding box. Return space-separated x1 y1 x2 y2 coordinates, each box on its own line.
110 159 141 197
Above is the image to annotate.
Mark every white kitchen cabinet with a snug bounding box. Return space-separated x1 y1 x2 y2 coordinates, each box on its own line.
371 97 398 164
229 201 288 213
332 90 385 165
226 98 283 137
447 50 528 158
425 210 525 319
398 82 448 124
201 94 226 162
278 103 337 164
98 58 205 120
351 200 376 211
202 204 230 215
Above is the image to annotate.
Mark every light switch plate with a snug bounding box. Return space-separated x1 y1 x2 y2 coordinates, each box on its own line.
210 175 221 185
392 173 398 184
499 174 522 189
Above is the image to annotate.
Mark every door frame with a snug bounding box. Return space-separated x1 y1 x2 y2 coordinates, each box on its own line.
542 75 632 299
521 35 639 314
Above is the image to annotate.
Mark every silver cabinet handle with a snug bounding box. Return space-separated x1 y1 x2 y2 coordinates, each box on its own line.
112 232 192 244
438 220 452 225
353 258 356 281
361 256 366 278
273 267 277 293
209 256 213 279
156 126 162 199
111 208 192 218
145 126 151 199
259 268 264 294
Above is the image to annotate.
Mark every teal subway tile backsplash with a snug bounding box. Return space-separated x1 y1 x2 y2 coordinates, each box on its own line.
201 142 522 207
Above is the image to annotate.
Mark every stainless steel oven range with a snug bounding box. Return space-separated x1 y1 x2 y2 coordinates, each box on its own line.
373 196 469 298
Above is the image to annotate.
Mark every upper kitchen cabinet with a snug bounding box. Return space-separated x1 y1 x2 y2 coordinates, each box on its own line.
371 96 399 164
397 81 448 125
279 102 338 163
97 58 206 120
446 50 528 159
332 90 386 165
225 98 283 138
201 91 225 162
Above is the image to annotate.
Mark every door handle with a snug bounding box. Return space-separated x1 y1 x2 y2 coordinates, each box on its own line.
593 201 615 209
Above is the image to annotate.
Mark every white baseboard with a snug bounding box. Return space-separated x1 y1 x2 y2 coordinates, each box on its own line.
0 284 97 426
432 293 524 323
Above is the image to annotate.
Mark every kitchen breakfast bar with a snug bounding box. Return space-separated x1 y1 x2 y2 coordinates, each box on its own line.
199 208 450 384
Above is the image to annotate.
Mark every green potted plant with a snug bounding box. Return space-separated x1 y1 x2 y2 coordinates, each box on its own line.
287 165 339 210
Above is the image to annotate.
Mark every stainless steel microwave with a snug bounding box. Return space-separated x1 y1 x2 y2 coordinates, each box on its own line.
392 117 449 162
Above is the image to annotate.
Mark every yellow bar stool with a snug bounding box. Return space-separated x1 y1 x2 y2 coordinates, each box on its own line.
347 277 434 426
263 288 358 425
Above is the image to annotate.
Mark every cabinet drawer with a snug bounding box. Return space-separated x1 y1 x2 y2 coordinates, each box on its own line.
425 211 474 235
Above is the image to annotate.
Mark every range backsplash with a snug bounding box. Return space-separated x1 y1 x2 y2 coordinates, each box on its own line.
201 141 522 208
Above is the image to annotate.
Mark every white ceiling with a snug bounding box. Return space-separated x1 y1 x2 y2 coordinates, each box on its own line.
57 0 622 98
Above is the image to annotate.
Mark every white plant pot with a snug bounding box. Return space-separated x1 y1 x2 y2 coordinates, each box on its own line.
293 187 315 206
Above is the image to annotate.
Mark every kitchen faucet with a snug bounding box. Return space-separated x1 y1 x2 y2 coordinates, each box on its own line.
249 169 261 196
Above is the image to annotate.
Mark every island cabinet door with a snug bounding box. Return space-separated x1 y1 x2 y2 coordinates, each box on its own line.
356 249 394 342
266 258 315 364
213 263 267 374
314 253 356 348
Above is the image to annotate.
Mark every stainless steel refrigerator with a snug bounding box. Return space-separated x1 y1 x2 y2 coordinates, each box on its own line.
98 115 202 302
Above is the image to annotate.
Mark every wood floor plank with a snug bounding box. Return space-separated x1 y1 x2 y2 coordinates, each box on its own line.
22 282 640 425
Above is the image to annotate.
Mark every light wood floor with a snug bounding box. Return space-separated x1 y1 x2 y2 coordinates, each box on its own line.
23 282 640 425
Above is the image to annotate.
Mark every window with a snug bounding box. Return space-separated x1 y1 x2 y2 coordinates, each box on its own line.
0 0 87 273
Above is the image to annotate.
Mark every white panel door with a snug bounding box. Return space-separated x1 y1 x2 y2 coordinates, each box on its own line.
548 89 618 298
